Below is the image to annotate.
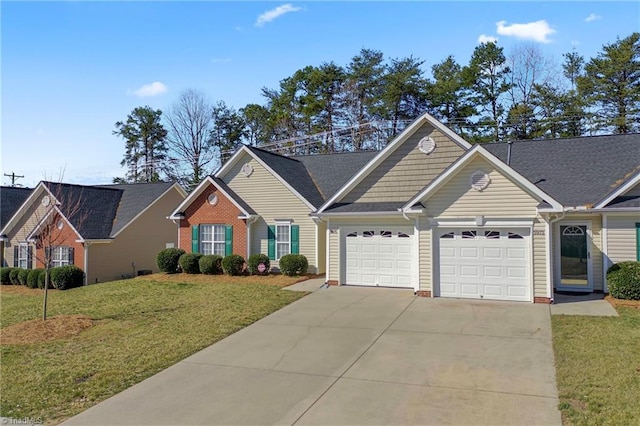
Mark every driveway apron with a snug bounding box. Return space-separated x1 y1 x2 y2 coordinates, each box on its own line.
63 287 561 425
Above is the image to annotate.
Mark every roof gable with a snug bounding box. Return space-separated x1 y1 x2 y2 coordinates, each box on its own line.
593 169 640 209
170 177 255 219
317 113 472 213
403 145 563 212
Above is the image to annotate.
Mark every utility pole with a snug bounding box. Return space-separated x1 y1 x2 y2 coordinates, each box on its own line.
4 172 24 187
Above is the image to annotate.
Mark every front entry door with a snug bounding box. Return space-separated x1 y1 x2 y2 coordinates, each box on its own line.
557 224 592 291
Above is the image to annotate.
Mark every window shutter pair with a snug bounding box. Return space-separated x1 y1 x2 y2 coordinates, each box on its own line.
267 225 299 260
27 246 32 269
191 225 233 255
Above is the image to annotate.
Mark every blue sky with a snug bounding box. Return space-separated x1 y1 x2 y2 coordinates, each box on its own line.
2 1 639 187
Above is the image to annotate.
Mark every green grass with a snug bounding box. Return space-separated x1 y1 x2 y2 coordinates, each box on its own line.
552 307 640 425
0 276 306 424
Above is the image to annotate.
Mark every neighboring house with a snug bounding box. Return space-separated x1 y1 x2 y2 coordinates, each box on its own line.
169 148 376 273
171 113 639 303
0 186 32 267
1 181 186 284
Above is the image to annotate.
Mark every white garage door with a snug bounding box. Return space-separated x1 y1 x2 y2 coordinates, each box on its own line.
345 228 414 288
438 228 530 301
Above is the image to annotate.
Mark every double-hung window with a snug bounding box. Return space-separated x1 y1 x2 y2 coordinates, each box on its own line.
17 244 29 268
276 224 290 260
200 225 227 256
52 246 71 267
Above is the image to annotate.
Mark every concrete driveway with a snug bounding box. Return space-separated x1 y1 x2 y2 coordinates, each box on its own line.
64 287 561 425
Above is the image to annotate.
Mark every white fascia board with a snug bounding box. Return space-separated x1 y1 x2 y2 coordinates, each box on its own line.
0 182 52 235
317 113 471 214
169 178 214 219
217 146 316 211
403 145 564 212
591 207 640 213
214 145 251 179
593 170 640 209
316 211 405 218
113 184 188 238
431 218 535 227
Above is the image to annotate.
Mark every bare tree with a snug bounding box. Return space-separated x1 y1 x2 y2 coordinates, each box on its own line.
27 179 87 320
164 89 217 188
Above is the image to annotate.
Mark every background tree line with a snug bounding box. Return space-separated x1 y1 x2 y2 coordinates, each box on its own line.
113 32 639 187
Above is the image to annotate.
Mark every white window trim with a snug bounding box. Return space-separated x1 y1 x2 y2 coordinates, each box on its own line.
52 246 70 268
201 224 226 256
275 222 291 260
18 243 29 269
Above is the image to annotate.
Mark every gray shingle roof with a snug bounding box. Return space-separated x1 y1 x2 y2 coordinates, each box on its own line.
607 196 640 208
99 182 175 235
323 202 407 213
296 151 378 199
246 146 326 208
484 134 640 207
1 186 32 229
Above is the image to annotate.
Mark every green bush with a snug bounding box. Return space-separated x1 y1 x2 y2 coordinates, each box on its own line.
1 267 14 285
38 270 48 289
199 255 223 275
222 254 245 276
279 254 308 277
27 268 45 289
156 248 186 274
607 261 640 300
50 265 84 290
9 268 22 285
247 254 271 275
178 253 202 274
18 268 30 286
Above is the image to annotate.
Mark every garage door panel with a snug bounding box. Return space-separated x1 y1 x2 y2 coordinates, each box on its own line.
345 228 414 288
439 228 530 302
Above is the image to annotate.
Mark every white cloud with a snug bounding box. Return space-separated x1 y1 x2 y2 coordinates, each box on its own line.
585 13 601 22
477 34 498 44
132 81 168 97
211 58 231 64
496 20 556 43
255 4 302 27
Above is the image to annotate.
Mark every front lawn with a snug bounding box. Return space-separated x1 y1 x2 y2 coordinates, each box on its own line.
552 306 640 424
0 274 306 424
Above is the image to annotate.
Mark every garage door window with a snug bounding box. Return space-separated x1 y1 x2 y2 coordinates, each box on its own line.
441 232 454 239
462 230 477 239
485 230 500 239
508 232 524 239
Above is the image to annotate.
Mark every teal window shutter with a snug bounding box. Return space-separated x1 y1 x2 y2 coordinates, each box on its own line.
268 225 276 260
191 225 199 253
291 225 299 254
225 225 233 256
636 223 640 261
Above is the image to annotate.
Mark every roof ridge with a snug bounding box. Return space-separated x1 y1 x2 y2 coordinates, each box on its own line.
483 133 640 145
246 145 301 163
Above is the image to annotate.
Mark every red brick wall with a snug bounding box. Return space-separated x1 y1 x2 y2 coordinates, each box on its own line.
179 183 247 256
35 215 85 271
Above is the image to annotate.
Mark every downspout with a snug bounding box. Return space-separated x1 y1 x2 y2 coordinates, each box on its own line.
83 241 90 286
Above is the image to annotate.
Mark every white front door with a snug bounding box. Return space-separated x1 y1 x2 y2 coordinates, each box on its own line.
344 227 414 288
438 228 530 301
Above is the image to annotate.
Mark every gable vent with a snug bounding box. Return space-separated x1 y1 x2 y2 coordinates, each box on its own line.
470 170 491 191
417 136 436 154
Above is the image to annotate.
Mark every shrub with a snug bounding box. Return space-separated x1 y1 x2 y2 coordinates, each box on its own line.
179 253 202 274
156 248 186 274
247 254 271 275
279 254 308 277
607 261 640 300
9 268 22 285
1 267 14 285
222 254 245 276
50 265 84 290
27 268 45 289
18 268 30 286
199 255 223 275
38 270 48 289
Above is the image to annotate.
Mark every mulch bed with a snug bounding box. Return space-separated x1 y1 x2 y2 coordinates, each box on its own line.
605 295 640 310
0 315 94 345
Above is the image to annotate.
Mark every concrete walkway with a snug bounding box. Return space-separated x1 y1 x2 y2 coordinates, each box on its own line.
64 287 561 425
551 292 618 316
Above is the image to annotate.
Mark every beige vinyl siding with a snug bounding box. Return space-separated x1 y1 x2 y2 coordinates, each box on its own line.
418 217 432 293
223 156 321 273
328 227 339 281
556 214 604 291
4 193 51 268
87 188 183 283
342 124 465 203
328 217 415 284
533 219 547 298
607 215 639 263
425 156 540 218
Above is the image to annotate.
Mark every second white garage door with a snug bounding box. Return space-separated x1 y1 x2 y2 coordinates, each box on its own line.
345 228 414 288
438 228 530 301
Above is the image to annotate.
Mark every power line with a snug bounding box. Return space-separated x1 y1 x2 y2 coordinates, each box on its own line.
4 172 25 187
